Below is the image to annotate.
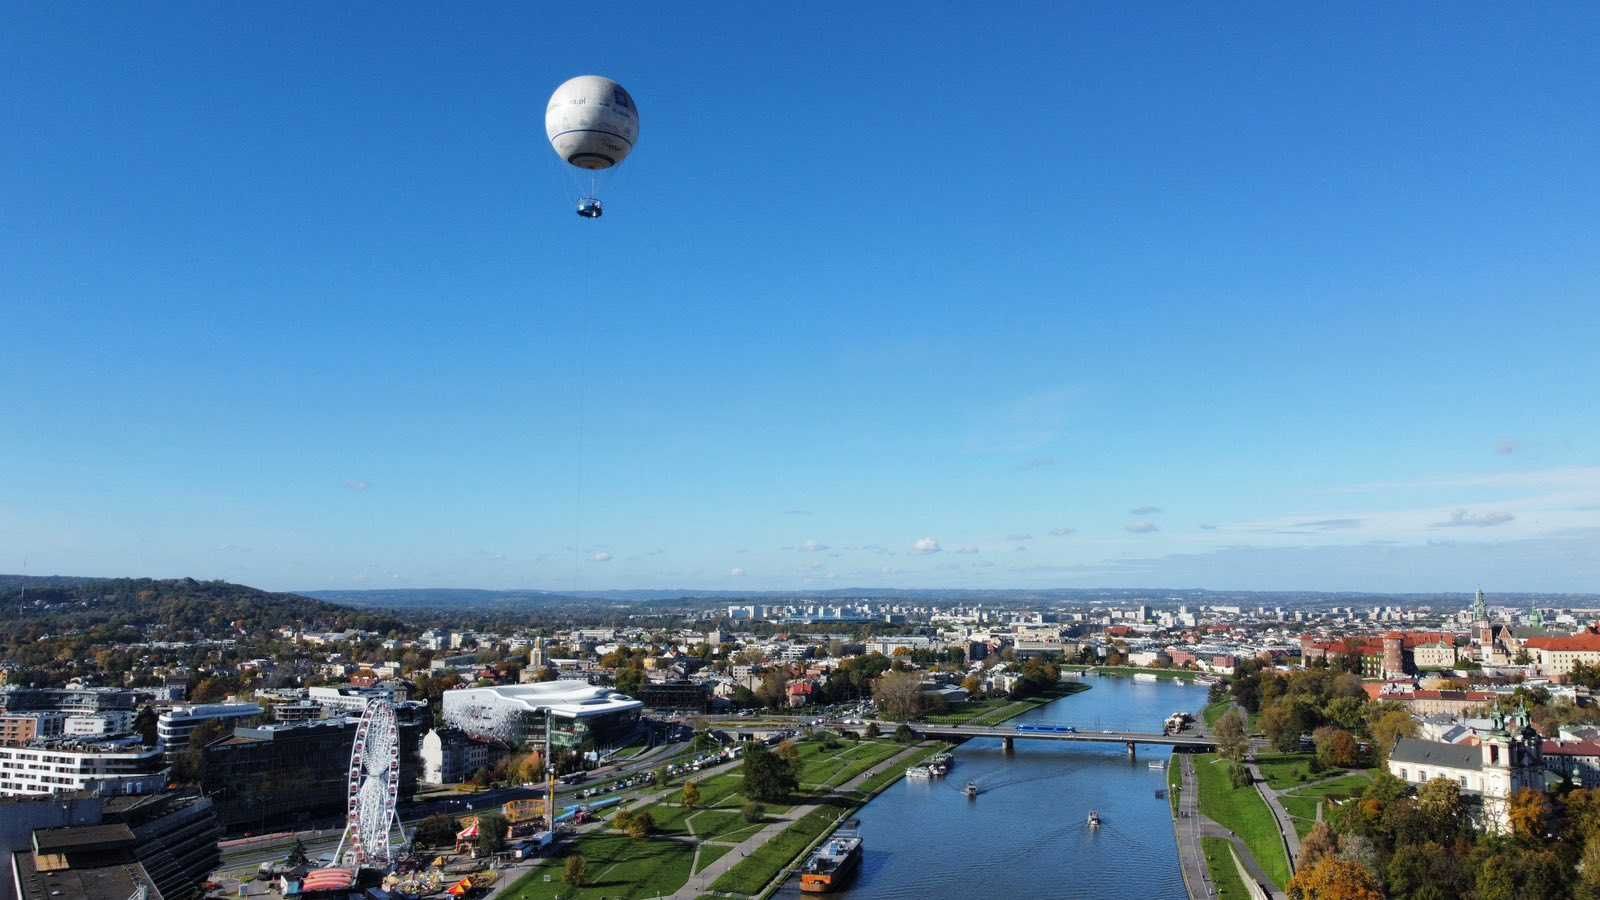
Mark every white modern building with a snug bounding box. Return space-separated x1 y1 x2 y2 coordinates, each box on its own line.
0 735 168 797
157 703 262 764
442 682 642 753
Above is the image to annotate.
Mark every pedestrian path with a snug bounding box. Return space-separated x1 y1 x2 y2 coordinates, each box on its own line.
1246 761 1303 863
1172 754 1287 900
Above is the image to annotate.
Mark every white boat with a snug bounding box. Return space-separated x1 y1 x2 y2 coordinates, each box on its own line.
1133 673 1158 683
905 766 933 779
1148 761 1166 770
1087 809 1102 828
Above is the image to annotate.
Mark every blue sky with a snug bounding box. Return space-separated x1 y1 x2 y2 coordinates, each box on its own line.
3 3 1598 593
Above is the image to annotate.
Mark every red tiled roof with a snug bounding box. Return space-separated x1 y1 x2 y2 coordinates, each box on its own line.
1544 740 1600 757
1525 634 1600 652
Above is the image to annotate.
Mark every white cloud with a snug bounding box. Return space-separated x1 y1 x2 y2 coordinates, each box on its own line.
1048 527 1076 537
1495 438 1518 456
343 480 371 492
1432 509 1516 529
729 567 746 577
1130 505 1162 516
1126 521 1160 534
912 537 942 554
1006 533 1034 542
799 539 829 552
953 545 980 555
591 551 612 562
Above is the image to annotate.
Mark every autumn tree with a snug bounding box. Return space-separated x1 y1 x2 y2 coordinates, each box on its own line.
1214 708 1249 763
1299 822 1338 868
1369 707 1418 761
682 780 701 809
1312 726 1358 769
563 854 588 887
1286 856 1383 900
873 669 926 721
1508 787 1550 842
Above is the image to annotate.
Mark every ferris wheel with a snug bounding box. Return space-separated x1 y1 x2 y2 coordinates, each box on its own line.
333 698 403 868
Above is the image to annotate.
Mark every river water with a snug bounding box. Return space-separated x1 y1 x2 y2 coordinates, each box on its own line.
783 674 1207 900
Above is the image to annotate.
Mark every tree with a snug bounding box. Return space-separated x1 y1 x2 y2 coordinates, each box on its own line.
514 752 545 784
473 812 506 856
962 674 983 697
133 706 158 746
563 854 588 887
615 665 644 697
894 723 916 743
173 717 230 784
1416 776 1464 836
1286 856 1383 900
1299 822 1338 868
742 742 798 802
1214 708 1249 763
873 669 925 721
1323 696 1367 735
864 721 880 739
285 838 308 868
682 780 701 809
742 800 764 823
1313 726 1358 769
653 766 670 788
756 670 789 709
1508 788 1551 842
622 809 653 840
1369 708 1418 761
414 814 458 848
691 730 718 753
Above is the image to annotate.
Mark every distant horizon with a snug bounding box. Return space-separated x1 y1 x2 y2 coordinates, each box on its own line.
7 572 1598 602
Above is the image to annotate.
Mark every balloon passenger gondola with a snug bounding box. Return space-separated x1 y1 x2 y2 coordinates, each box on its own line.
577 198 603 219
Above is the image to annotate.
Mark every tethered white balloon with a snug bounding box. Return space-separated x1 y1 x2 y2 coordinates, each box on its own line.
545 75 639 218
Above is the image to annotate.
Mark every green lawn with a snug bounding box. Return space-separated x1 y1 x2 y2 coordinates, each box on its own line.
1192 754 1292 889
1202 699 1233 728
692 842 733 874
794 740 904 791
1278 771 1374 836
1255 752 1341 790
919 683 1090 726
500 832 695 900
709 798 854 896
1202 837 1254 900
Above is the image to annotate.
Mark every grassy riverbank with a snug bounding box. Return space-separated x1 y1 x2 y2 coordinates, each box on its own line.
1202 837 1254 900
1191 753 1292 889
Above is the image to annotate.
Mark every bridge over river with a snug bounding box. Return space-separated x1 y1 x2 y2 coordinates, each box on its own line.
731 722 1216 757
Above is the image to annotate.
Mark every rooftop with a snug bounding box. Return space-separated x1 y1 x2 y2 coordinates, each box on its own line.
1390 737 1482 771
445 683 642 718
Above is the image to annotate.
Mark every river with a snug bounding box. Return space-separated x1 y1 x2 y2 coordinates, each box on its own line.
780 674 1207 899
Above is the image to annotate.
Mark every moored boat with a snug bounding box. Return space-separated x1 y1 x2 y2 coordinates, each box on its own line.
800 830 864 893
905 765 933 779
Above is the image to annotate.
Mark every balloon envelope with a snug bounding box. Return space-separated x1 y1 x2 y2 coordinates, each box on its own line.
546 75 639 170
